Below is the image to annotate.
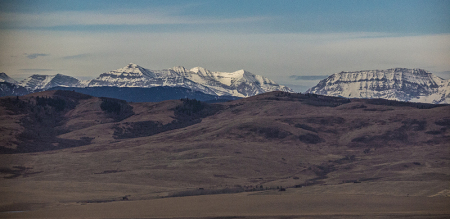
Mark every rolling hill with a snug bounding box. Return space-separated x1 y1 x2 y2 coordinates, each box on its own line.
0 91 449 217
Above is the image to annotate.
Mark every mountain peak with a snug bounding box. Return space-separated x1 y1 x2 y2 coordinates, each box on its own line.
190 67 212 76
127 63 138 68
114 63 147 74
170 66 188 73
307 68 449 104
10 63 293 98
0 72 19 84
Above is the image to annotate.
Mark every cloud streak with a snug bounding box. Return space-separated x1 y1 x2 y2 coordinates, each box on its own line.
289 75 328 80
2 31 449 83
0 11 270 29
25 53 49 59
62 53 91 60
19 68 54 72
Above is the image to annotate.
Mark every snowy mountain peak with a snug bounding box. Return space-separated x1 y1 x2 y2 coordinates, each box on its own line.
190 67 212 76
233 69 247 75
170 66 189 74
19 73 83 91
307 68 450 104
88 64 292 97
0 73 19 84
116 63 144 73
11 63 293 98
96 63 156 79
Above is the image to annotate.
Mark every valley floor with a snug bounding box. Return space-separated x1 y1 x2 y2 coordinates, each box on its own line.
1 182 449 219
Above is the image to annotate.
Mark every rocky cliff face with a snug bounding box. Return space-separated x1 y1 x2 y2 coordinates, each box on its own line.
307 68 449 104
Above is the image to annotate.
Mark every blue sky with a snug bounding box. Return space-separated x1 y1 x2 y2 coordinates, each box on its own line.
1 0 449 91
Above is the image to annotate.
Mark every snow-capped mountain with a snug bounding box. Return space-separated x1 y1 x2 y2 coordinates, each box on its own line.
0 73 19 84
19 74 86 91
88 63 293 97
306 68 450 104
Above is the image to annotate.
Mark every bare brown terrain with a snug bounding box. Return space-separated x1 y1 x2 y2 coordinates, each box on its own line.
0 90 449 218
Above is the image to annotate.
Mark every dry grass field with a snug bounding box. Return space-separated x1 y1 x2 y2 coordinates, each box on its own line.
0 91 449 218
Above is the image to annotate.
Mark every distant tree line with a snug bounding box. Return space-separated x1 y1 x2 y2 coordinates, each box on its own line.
271 92 351 107
35 96 67 111
174 98 205 116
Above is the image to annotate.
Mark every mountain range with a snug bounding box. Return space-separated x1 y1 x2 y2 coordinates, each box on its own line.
1 66 450 104
8 63 292 98
307 68 450 104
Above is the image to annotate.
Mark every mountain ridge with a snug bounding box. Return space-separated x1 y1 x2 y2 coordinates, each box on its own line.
307 68 450 104
87 63 293 97
11 63 292 98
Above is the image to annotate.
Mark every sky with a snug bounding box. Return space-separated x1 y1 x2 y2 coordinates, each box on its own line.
0 0 449 91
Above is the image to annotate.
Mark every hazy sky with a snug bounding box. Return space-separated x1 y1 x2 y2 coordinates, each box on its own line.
0 0 449 91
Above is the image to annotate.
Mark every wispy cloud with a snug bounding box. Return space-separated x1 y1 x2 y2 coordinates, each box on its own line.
289 75 328 80
24 53 49 59
62 53 91 60
19 68 54 72
0 11 270 29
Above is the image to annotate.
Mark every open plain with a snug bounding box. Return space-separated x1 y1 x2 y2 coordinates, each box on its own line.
0 91 449 218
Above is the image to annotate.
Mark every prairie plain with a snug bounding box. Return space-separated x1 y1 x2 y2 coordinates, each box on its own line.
0 90 449 218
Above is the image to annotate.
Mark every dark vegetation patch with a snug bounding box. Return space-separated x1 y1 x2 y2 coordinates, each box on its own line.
100 97 134 121
358 177 381 182
363 108 394 112
79 195 131 204
351 129 408 145
415 173 450 181
312 164 336 177
305 116 345 126
332 155 356 164
0 92 95 153
168 187 246 198
294 123 317 133
51 86 241 103
238 125 291 139
298 133 323 144
401 119 426 131
213 174 236 179
269 92 351 107
350 120 370 129
350 119 426 146
366 98 445 109
341 179 361 183
425 129 445 135
251 127 291 139
168 184 289 197
350 104 367 109
94 169 124 174
114 98 223 139
0 166 42 179
435 118 450 127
